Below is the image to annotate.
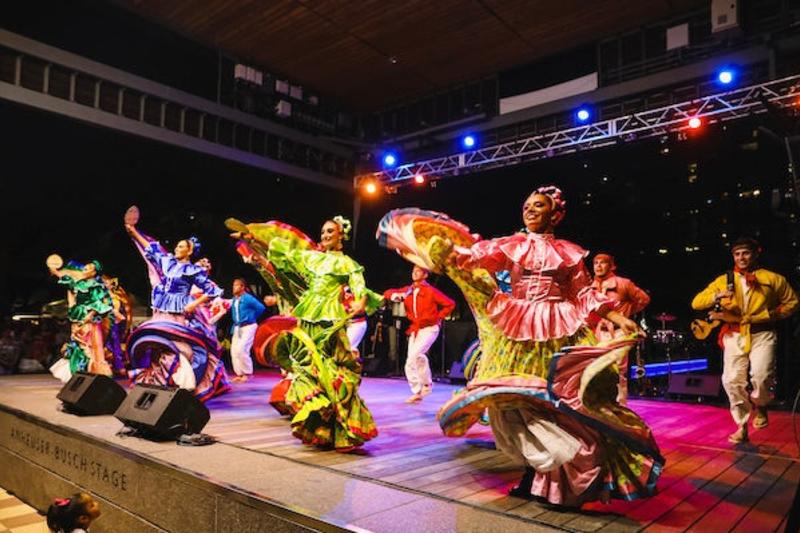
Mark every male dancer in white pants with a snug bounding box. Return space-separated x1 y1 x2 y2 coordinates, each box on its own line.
591 253 650 404
228 278 266 383
692 237 797 443
384 266 455 403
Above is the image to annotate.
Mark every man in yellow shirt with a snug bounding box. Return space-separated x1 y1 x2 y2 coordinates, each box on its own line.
692 237 798 443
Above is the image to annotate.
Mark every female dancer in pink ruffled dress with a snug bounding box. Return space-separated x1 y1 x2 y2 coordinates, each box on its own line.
377 186 663 506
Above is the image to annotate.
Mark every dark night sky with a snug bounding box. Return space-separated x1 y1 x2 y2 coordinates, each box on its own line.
2 0 799 344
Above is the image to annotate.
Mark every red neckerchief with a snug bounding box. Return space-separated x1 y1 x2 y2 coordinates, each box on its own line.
734 266 758 288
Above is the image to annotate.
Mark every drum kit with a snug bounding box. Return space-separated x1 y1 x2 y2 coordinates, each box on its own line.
631 311 696 397
649 312 684 347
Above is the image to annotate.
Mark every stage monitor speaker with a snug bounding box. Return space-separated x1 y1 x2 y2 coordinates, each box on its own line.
668 373 721 397
57 372 126 415
114 384 209 439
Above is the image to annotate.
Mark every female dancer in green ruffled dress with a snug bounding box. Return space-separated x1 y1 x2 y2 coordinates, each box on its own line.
46 256 114 381
230 216 382 450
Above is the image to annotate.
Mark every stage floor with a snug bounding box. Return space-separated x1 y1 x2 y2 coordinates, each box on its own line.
1 371 798 532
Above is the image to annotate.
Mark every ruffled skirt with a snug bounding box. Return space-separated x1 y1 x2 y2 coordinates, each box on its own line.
50 321 111 383
264 318 378 449
128 311 230 402
438 330 663 506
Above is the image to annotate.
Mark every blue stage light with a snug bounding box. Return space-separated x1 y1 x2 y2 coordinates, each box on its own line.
462 135 476 149
382 152 397 167
717 68 735 85
575 107 591 123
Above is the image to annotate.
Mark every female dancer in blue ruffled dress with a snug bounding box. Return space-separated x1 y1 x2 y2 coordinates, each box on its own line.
125 208 230 401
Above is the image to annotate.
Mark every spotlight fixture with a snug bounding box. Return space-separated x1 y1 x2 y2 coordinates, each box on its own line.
717 68 736 85
462 135 476 149
363 180 379 195
382 152 398 168
688 117 702 129
575 107 591 123
413 174 426 185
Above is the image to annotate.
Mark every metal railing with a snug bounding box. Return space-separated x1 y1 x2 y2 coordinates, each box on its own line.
0 30 354 191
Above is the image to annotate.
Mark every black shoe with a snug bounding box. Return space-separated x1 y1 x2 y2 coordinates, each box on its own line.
509 467 535 498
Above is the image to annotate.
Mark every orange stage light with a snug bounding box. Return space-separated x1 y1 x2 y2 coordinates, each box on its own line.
363 181 378 195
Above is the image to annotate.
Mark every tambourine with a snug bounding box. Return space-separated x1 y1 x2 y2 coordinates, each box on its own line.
45 254 64 271
124 205 140 225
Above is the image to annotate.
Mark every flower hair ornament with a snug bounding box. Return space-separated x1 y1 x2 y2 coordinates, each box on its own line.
188 236 202 258
53 498 71 507
533 185 567 226
332 215 352 242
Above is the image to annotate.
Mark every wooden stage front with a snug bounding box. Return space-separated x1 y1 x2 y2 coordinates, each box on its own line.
0 371 797 532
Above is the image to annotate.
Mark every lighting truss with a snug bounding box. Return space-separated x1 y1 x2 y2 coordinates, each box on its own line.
356 73 800 187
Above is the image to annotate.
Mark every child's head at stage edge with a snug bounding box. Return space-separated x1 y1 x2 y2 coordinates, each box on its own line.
46 492 101 532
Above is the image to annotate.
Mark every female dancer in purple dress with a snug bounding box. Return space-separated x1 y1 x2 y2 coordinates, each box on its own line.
125 208 230 401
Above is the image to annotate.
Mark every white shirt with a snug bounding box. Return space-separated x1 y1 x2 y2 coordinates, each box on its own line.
740 275 751 311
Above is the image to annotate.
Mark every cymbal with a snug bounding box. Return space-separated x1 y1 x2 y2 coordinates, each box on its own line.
654 312 677 321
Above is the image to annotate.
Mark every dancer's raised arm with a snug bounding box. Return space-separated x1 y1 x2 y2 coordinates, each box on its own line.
125 222 150 250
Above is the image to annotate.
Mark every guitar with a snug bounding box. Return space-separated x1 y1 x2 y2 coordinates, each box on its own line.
691 271 735 340
690 316 721 340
